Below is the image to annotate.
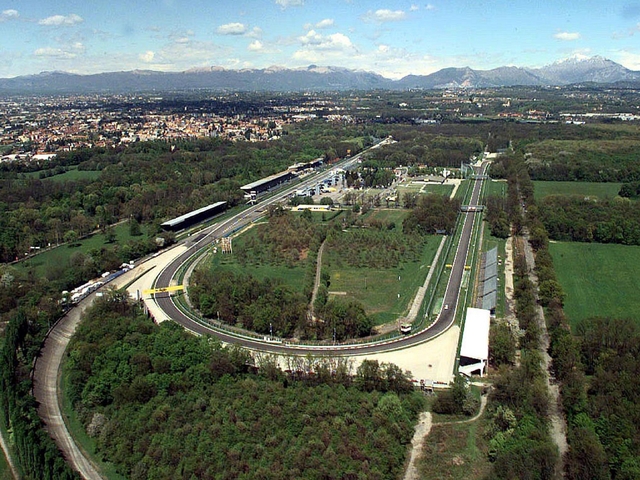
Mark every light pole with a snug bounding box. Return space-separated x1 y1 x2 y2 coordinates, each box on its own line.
270 322 273 339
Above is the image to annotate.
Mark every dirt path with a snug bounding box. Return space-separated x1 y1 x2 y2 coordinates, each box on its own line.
403 394 488 480
308 240 327 319
522 233 568 475
0 426 19 479
403 411 432 480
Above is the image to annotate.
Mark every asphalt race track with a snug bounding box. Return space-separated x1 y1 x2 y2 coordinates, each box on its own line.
152 161 488 355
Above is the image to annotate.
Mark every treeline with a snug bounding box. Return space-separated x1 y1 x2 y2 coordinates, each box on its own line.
538 196 640 245
365 127 484 168
402 194 460 235
520 167 640 478
65 296 424 479
482 156 559 479
0 309 78 479
484 195 511 239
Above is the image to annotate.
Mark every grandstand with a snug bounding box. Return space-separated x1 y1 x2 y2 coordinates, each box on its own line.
160 201 227 232
480 247 498 314
240 170 296 196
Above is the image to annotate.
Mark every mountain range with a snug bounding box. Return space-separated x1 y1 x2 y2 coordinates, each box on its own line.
1 56 639 94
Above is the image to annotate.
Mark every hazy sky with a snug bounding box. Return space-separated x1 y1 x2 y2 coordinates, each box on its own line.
2 0 640 78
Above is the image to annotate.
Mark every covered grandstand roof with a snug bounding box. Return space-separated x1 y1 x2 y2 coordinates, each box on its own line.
485 262 498 279
460 308 490 363
160 201 227 229
482 291 497 311
483 277 497 295
485 247 498 266
240 170 295 192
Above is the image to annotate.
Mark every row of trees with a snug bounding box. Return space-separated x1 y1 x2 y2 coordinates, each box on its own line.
0 310 78 479
65 295 424 479
539 196 640 245
484 153 560 479
402 194 460 235
521 166 640 478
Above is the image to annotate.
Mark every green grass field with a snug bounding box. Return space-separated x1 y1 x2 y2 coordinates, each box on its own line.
534 181 622 201
360 208 408 225
485 179 507 198
417 417 491 480
324 234 443 325
550 241 640 329
396 182 454 198
16 222 139 279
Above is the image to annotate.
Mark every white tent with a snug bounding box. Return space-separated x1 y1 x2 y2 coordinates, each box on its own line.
458 308 490 376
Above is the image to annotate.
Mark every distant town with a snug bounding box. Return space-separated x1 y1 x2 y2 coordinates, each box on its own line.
2 85 640 163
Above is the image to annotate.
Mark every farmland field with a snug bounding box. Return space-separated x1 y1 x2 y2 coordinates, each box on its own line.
533 181 622 201
549 241 640 329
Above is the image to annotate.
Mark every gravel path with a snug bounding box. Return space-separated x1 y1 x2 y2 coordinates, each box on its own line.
403 411 433 480
0 426 19 479
308 240 327 319
522 233 568 476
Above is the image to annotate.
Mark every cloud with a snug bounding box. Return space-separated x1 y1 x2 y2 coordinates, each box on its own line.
34 43 85 59
39 14 84 26
410 5 419 11
248 27 263 38
139 51 155 63
293 31 357 62
275 0 304 8
425 4 436 10
315 18 334 29
217 22 247 35
615 50 640 70
554 31 581 41
363 9 407 23
1 9 19 21
248 40 264 52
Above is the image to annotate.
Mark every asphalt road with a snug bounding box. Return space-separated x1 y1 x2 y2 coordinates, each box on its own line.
153 161 488 355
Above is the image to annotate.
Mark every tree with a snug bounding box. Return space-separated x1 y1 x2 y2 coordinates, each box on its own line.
63 229 79 246
490 324 516 366
129 218 142 237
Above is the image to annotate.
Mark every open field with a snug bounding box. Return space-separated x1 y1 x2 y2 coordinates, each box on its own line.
416 417 491 480
360 208 408 224
550 241 640 329
16 222 138 278
324 233 443 325
485 179 507 198
397 182 454 197
534 181 622 201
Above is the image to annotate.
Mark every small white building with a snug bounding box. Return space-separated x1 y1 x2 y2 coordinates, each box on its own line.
458 308 490 377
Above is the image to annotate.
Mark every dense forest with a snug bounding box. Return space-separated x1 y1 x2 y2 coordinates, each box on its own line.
65 294 425 480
